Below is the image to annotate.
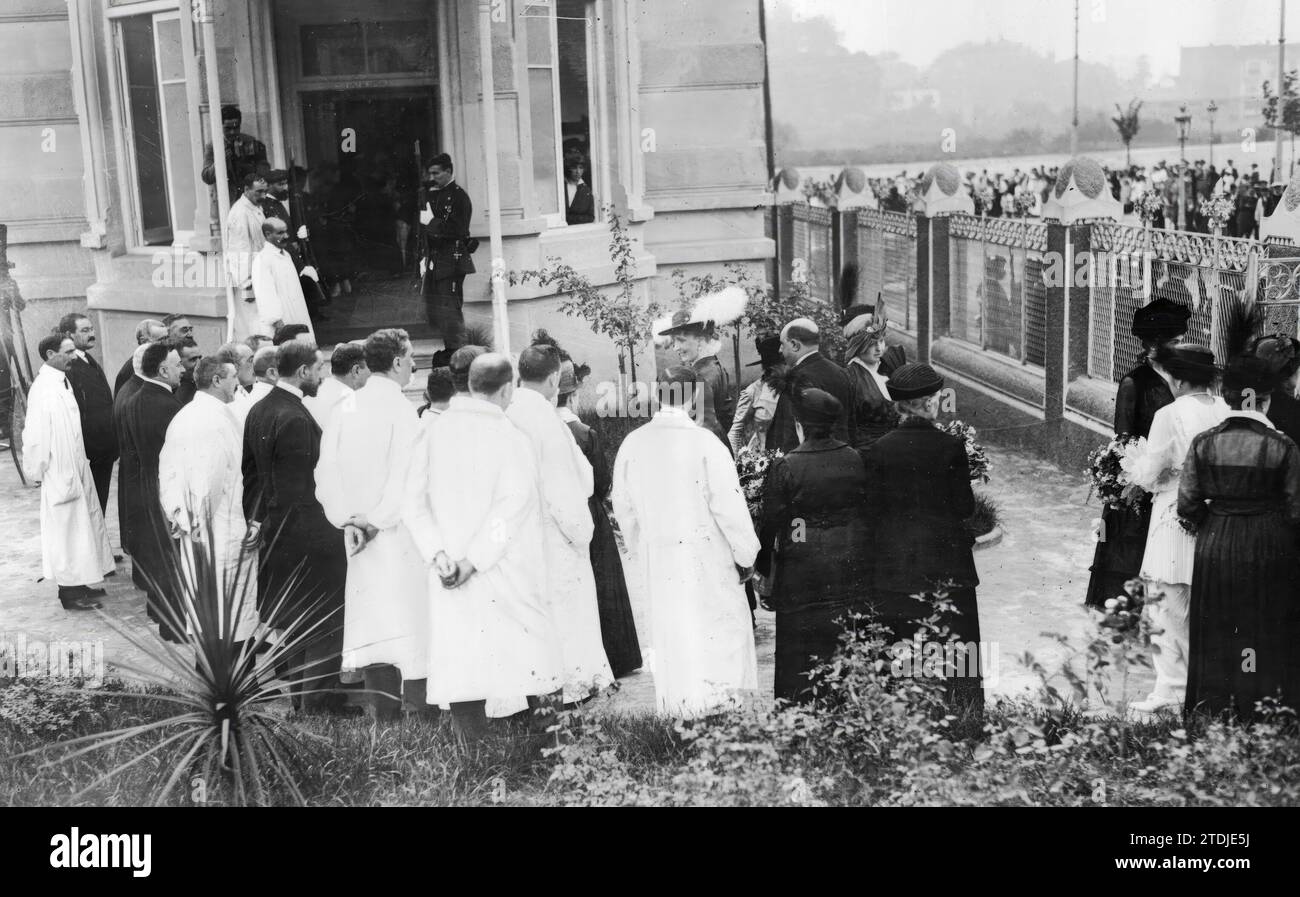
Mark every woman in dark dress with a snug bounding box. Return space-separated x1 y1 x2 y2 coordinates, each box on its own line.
1249 334 1300 447
862 363 983 712
1083 297 1187 609
841 303 900 449
756 388 870 703
1178 356 1300 721
555 359 642 678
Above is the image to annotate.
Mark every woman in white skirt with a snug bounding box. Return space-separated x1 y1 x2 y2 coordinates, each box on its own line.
1124 344 1229 713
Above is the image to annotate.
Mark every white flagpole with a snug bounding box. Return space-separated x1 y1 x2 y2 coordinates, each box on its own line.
478 2 510 358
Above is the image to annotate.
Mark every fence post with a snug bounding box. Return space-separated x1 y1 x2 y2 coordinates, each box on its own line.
1044 220 1094 422
837 210 857 304
915 212 951 364
777 203 794 296
831 209 844 300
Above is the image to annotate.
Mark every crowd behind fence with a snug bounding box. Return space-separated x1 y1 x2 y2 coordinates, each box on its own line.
774 202 1300 393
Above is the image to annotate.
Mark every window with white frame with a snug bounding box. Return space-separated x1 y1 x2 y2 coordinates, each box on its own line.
525 0 599 226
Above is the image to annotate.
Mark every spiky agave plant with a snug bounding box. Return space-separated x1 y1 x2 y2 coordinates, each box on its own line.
14 506 349 806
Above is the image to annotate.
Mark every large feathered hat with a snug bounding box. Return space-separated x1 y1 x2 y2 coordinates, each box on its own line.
657 286 748 339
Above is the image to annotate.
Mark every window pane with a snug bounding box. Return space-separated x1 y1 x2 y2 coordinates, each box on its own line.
556 0 594 213
301 23 365 77
121 16 171 242
154 16 184 82
365 20 428 73
526 13 552 66
529 67 559 215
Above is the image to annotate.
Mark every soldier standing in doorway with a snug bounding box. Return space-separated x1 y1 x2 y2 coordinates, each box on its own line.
418 153 475 353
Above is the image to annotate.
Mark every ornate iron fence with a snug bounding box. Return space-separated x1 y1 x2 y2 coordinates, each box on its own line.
946 214 1049 367
855 208 917 329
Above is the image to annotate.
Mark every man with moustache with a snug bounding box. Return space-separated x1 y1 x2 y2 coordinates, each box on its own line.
418 153 475 352
119 340 185 641
242 340 349 713
114 319 167 393
56 313 118 515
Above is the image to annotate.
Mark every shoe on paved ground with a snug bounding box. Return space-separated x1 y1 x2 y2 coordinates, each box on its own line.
61 595 103 611
84 586 107 598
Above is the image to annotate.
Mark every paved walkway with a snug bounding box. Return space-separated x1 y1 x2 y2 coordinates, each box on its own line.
0 439 1147 711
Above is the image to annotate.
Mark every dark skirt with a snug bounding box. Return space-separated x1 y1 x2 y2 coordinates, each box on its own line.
775 599 870 702
1185 510 1300 721
869 586 984 714
591 499 642 678
1084 497 1152 609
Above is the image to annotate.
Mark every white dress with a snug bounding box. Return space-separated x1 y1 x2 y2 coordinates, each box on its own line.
21 366 114 588
315 376 428 680
1128 392 1230 585
612 406 760 718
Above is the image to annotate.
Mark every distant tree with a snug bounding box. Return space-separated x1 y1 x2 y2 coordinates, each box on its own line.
1112 99 1142 167
1263 70 1300 179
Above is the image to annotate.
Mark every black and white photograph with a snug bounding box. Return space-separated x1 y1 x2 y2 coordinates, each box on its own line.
0 0 1295 849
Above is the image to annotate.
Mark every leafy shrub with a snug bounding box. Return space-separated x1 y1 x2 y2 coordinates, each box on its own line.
0 679 99 739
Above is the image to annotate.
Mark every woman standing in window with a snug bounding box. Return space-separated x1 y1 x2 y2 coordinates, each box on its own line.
564 157 595 226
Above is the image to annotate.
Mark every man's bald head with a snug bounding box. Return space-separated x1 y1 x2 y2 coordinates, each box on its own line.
252 345 279 381
135 318 167 344
468 353 515 407
780 317 820 364
131 342 151 376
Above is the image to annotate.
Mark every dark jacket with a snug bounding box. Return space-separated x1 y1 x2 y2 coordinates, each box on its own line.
118 381 181 587
845 359 900 450
692 354 734 447
756 438 869 608
1114 361 1173 439
770 352 859 452
113 374 145 551
242 385 344 624
863 417 979 595
113 355 135 395
421 181 475 279
1267 389 1300 450
565 181 595 225
64 353 118 465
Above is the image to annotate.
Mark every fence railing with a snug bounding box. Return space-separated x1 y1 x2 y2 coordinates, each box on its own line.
855 209 917 329
772 201 1300 392
946 214 1048 367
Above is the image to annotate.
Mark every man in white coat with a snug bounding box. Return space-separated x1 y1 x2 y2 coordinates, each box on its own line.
214 342 256 429
157 355 258 642
405 353 563 739
251 218 314 340
612 365 760 718
315 328 427 720
23 334 114 611
506 344 613 703
304 342 368 433
225 173 266 336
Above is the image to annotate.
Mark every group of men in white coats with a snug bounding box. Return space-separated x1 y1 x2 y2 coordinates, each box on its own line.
225 173 314 342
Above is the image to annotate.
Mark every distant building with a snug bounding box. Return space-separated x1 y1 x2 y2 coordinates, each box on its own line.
1178 44 1275 124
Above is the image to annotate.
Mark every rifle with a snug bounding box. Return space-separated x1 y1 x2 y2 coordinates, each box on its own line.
415 140 432 285
288 159 319 271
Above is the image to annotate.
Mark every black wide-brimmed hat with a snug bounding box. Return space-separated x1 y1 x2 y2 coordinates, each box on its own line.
1223 355 1281 397
747 333 783 367
264 169 289 183
658 308 715 339
1132 297 1191 339
1249 333 1300 380
794 387 841 426
1160 343 1218 383
887 361 945 400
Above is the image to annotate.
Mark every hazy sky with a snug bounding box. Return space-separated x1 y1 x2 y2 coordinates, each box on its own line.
786 0 1296 79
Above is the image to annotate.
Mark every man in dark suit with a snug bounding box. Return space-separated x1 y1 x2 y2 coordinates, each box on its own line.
242 340 348 713
862 362 982 712
418 153 475 352
114 319 167 394
173 337 202 406
770 317 859 452
57 314 118 515
118 341 184 641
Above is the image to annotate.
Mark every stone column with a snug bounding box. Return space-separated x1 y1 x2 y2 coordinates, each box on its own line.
913 162 971 365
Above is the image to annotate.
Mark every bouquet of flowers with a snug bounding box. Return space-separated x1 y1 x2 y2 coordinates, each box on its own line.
1013 191 1037 218
977 186 996 215
1137 190 1165 224
1201 194 1234 231
1086 434 1142 510
1099 578 1148 635
941 420 991 483
736 446 783 524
